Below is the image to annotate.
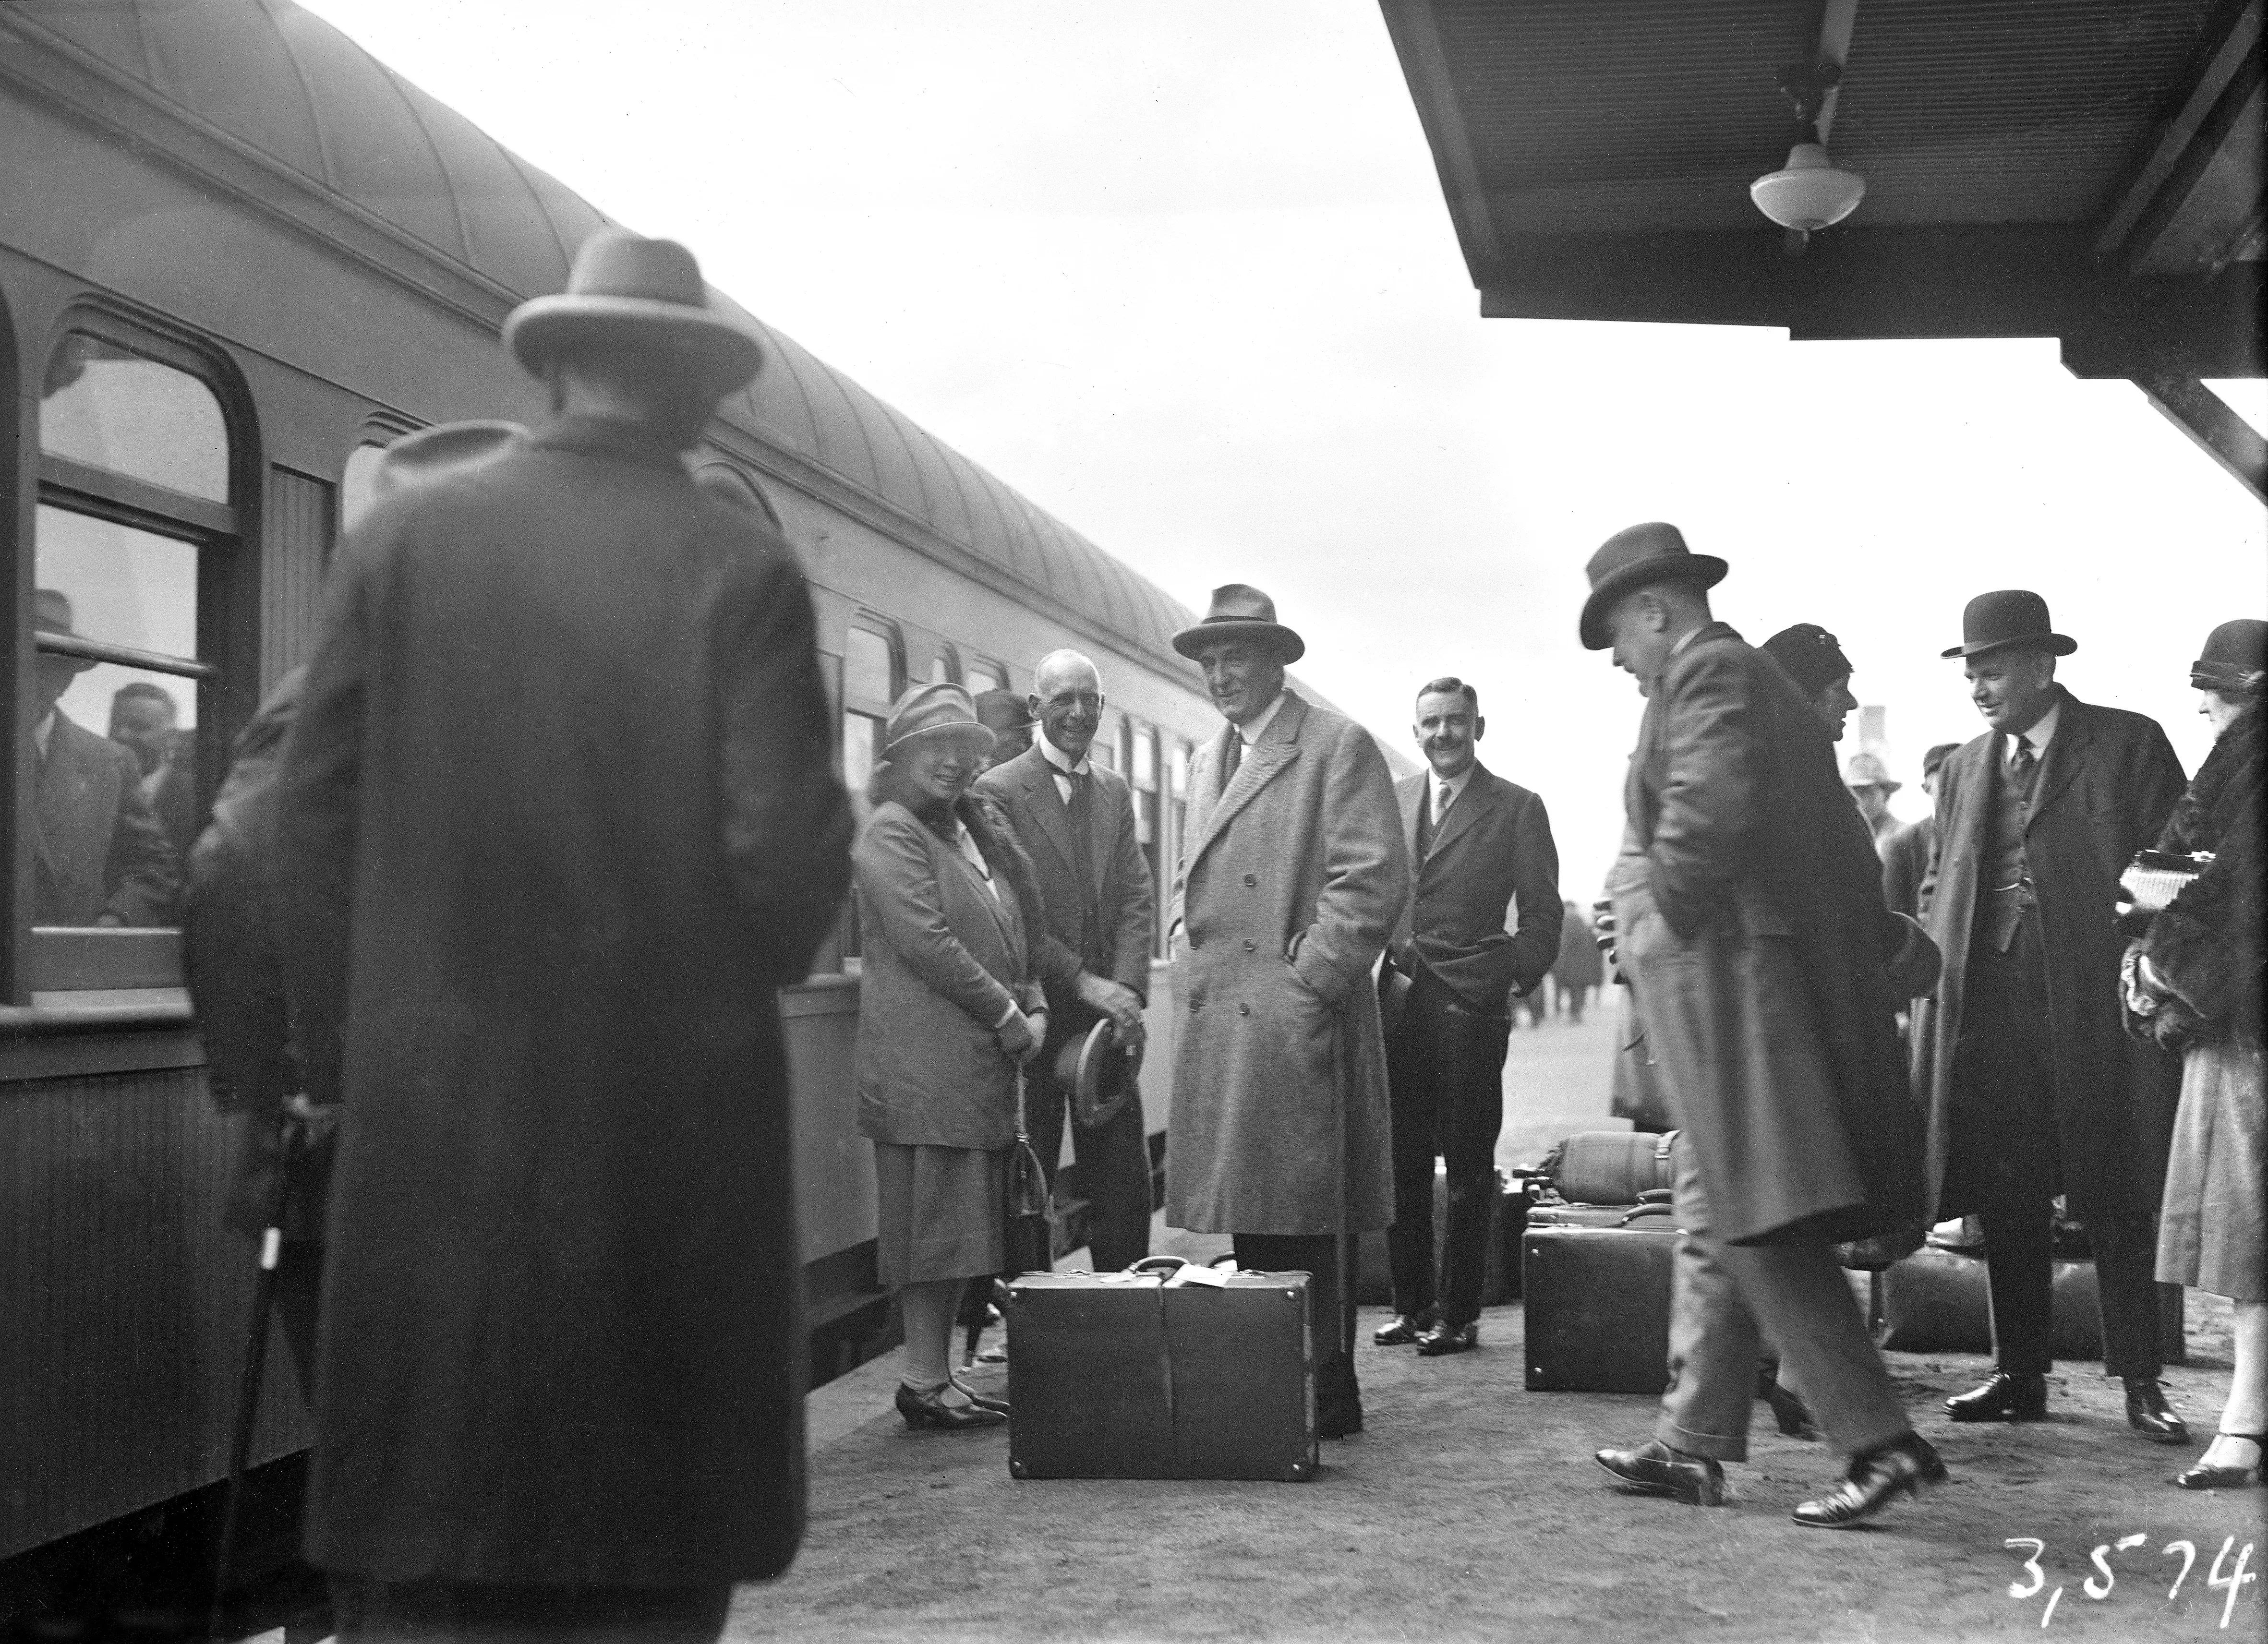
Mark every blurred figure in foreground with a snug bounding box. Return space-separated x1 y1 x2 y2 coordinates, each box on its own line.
277 229 850 1639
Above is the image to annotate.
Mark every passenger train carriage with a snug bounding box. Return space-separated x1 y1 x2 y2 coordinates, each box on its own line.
0 0 1412 1577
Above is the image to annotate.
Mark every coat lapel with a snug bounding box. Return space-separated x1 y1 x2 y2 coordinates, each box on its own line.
1185 692 1306 870
1425 764 1496 864
2025 692 2090 835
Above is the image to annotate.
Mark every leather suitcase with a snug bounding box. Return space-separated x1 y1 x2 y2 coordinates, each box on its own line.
1521 1209 1680 1393
1554 1129 1678 1206
1355 1167 1511 1308
1872 1248 2187 1363
1004 1264 1316 1481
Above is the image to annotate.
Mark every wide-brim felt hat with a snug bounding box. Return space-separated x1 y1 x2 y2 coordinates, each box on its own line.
1050 1017 1142 1129
1941 589 2076 659
2191 617 2267 696
883 681 995 757
1171 584 1305 663
1843 751 1901 793
503 228 765 401
33 588 97 674
1579 523 1728 650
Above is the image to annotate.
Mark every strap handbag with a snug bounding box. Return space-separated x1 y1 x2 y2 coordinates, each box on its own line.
1002 1067 1055 1277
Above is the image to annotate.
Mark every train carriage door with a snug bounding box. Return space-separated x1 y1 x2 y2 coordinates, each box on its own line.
23 325 242 996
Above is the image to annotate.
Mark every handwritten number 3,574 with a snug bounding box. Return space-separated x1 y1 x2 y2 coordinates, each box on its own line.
2006 1536 2255 1628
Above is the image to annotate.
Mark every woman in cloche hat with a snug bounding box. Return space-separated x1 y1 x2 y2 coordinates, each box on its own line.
2124 617 2266 1489
851 683 1050 1429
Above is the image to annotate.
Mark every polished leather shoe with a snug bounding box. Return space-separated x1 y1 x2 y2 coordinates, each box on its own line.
949 1374 1011 1416
1416 1320 1479 1356
1944 1370 2048 1422
2124 1378 2191 1444
1373 1313 1428 1346
1594 1440 1726 1506
2173 1434 2264 1489
1792 1433 1946 1528
895 1381 1006 1430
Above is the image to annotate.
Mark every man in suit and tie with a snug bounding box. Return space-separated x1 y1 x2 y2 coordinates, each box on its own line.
977 649 1155 1271
1373 677 1560 1356
1165 585 1408 1437
1914 590 2189 1440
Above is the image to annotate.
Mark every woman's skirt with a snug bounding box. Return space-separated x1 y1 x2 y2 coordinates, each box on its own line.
873 1140 1006 1288
2156 1037 2264 1301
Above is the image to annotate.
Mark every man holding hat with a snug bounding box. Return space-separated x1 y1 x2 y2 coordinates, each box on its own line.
29 588 177 926
977 648 1155 1274
1581 523 1942 1528
1165 586 1407 1438
277 228 852 1636
1913 590 2188 1440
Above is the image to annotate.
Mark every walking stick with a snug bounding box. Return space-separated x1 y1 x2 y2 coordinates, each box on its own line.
206 1115 302 1642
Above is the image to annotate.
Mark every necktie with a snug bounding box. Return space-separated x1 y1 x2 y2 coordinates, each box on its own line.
1436 780 1453 827
1065 770 1101 947
1220 731 1242 795
2009 732 2036 784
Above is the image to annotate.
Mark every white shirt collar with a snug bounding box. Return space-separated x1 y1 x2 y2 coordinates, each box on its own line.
34 708 55 763
2008 694 2063 758
1235 688 1287 746
1038 733 1091 778
1668 623 1707 660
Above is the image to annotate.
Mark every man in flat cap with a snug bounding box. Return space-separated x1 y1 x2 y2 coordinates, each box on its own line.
1582 522 1942 1528
1914 590 2188 1441
1165 586 1408 1438
277 228 852 1638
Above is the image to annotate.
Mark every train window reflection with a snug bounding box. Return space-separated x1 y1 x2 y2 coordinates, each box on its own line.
40 334 228 502
34 505 199 659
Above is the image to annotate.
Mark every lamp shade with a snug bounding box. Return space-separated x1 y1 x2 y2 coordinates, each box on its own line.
1749 142 1865 231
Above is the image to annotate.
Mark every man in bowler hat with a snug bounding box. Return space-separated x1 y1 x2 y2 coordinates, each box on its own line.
1912 590 2189 1440
1373 676 1559 1357
1583 522 1944 1528
1165 586 1408 1438
277 228 852 1637
976 648 1155 1273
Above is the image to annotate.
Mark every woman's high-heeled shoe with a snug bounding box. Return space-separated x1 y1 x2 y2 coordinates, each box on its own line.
949 1374 1010 1415
2173 1433 2264 1490
895 1380 1006 1431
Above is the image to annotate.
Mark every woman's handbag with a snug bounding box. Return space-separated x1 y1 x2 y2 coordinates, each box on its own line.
1002 1067 1054 1276
2114 848 2212 936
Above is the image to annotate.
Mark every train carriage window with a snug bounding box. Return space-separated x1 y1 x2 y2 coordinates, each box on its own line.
1131 725 1161 953
838 620 902 960
929 652 954 684
27 326 237 992
1090 713 1118 772
966 659 1008 696
1165 741 1189 955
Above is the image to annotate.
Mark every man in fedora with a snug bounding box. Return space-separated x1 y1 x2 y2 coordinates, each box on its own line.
1373 676 1560 1357
1843 752 1903 849
1164 587 1407 1438
977 648 1155 1273
1582 522 1944 1529
277 228 852 1638
1913 590 2188 1440
30 588 177 926
973 688 1038 772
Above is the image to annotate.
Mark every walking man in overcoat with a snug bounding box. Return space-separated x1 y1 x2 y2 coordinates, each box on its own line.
1165 586 1408 1438
1915 590 2189 1440
276 229 852 1637
1374 677 1559 1357
1582 523 1946 1528
977 648 1154 1271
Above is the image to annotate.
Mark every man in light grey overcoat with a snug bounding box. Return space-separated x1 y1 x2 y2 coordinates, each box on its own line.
1165 585 1408 1439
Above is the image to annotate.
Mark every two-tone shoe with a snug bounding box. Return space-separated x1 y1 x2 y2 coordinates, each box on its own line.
1372 1314 1427 1346
1791 1433 1946 1529
895 1381 1007 1431
1594 1440 1726 1506
2124 1378 2190 1444
1944 1370 2047 1422
2173 1434 2264 1490
1415 1320 1479 1357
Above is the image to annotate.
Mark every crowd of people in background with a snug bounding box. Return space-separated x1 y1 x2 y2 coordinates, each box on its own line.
162 226 2261 1640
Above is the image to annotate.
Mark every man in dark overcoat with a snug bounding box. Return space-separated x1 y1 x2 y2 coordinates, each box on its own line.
1165 586 1408 1439
1913 590 2188 1440
275 229 852 1637
976 648 1155 1271
1374 676 1558 1356
1582 523 1944 1529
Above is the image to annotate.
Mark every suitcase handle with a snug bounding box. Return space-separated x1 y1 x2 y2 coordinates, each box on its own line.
1617 1203 1676 1227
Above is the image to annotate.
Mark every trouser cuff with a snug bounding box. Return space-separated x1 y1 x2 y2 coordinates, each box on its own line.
1655 1416 1746 1464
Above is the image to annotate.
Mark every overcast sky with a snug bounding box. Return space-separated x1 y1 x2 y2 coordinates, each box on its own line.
298 0 2265 900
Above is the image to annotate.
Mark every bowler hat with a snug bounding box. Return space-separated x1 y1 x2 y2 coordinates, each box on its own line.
34 589 97 674
1940 590 2076 659
882 681 995 758
1050 1017 1142 1129
503 228 765 401
1171 585 1305 664
1843 751 1901 794
2191 617 2267 697
1760 622 1852 699
1579 523 1728 651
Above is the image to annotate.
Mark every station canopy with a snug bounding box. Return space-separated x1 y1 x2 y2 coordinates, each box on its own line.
1380 0 2266 498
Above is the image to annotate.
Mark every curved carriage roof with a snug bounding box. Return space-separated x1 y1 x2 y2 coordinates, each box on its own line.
25 0 1198 662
